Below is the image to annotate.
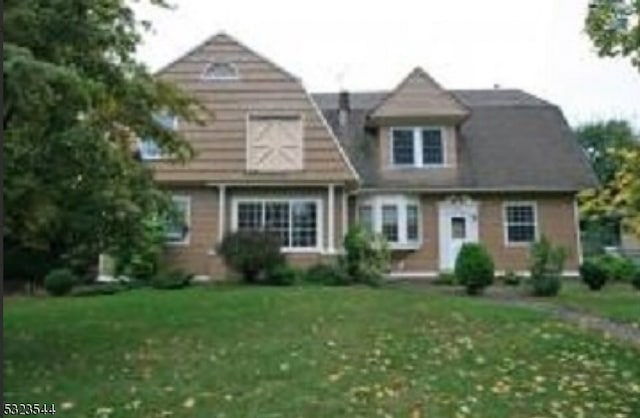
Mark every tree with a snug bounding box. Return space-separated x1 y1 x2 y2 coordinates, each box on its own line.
581 147 640 239
3 0 203 283
586 0 640 71
575 120 637 184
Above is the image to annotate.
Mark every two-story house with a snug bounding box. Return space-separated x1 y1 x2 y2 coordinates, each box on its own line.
143 33 596 279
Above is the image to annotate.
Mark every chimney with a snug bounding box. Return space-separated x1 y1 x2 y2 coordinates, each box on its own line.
338 90 350 128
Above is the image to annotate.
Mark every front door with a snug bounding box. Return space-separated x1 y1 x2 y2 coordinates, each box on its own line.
439 200 479 270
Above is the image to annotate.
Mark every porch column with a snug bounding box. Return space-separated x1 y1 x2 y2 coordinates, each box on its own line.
342 189 348 245
218 184 226 244
328 184 335 254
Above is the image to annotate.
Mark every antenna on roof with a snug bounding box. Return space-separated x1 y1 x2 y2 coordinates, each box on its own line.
335 65 348 91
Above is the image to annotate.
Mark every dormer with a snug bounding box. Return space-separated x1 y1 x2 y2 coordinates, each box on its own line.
369 68 468 173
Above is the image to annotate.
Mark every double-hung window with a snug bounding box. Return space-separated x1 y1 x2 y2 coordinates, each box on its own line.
139 114 178 160
234 199 321 251
504 202 537 244
165 195 190 245
391 127 445 167
357 195 421 248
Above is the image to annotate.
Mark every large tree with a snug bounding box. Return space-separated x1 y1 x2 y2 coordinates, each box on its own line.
586 0 640 71
3 0 202 281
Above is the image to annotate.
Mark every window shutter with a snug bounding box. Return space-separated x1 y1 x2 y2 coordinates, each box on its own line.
247 116 303 172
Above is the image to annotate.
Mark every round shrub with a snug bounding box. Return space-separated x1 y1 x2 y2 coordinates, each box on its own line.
599 254 636 282
304 263 351 286
217 231 285 283
267 264 299 286
580 258 608 291
44 268 78 296
454 243 495 295
503 271 522 287
151 269 192 290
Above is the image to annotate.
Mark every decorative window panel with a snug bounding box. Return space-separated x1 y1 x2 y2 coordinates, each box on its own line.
247 115 303 172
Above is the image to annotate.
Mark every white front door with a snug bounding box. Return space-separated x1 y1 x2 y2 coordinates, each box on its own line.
439 200 479 271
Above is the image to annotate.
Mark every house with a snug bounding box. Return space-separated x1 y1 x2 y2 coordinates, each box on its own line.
144 33 597 279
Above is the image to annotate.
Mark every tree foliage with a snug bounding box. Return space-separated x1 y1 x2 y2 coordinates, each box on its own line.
3 0 202 282
586 0 640 70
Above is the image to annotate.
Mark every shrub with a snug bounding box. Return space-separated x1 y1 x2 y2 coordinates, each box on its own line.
151 269 192 290
304 263 351 286
217 231 285 283
114 216 165 281
72 283 127 297
632 267 640 290
341 225 390 287
598 254 636 282
580 258 608 291
503 271 522 286
267 264 299 286
433 271 457 286
454 243 495 295
528 236 566 297
44 268 78 296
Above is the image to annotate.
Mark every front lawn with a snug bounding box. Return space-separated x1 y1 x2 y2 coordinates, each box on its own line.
4 287 640 417
555 281 640 327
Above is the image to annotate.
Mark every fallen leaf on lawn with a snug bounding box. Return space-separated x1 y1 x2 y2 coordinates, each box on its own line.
183 397 195 408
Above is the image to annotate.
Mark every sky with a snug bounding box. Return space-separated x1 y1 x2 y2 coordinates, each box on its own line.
133 0 640 130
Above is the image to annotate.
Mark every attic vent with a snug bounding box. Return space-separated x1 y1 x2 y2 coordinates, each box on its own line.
202 61 239 80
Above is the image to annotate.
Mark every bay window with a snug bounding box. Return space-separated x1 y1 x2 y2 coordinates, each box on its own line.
391 127 445 167
357 195 422 249
234 199 321 251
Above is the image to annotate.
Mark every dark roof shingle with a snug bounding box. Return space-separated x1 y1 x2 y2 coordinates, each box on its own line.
312 90 597 191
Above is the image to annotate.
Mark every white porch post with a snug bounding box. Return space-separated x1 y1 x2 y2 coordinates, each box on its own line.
328 184 335 254
218 184 226 244
342 189 348 243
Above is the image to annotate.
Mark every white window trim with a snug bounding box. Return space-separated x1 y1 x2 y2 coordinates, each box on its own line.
231 197 323 253
503 201 539 247
389 126 447 169
166 195 191 246
245 113 305 172
201 61 240 81
357 195 423 250
139 115 179 161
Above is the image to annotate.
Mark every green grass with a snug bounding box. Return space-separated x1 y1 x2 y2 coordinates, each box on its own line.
555 281 640 326
4 287 640 418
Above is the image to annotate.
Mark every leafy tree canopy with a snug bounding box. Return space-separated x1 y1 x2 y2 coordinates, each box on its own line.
3 0 203 280
586 0 640 70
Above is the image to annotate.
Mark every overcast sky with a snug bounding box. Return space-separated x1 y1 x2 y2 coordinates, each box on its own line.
134 0 640 130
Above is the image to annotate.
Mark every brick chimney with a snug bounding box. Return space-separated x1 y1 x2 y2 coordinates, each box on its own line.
338 90 350 128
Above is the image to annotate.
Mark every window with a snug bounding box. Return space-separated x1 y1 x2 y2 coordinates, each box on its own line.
381 205 399 243
247 115 303 172
406 204 419 241
358 195 421 248
451 216 466 239
358 205 374 233
139 114 177 160
234 199 320 250
422 129 444 165
166 196 190 244
202 61 239 80
390 127 445 168
391 129 414 165
504 203 537 244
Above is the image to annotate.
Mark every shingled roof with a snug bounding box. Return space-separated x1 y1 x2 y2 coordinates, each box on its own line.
312 90 598 191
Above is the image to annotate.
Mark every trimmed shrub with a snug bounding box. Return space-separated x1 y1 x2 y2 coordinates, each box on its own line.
217 231 285 283
503 271 522 286
267 264 299 286
72 283 127 297
341 225 390 287
151 269 192 290
454 243 495 295
528 236 566 297
304 263 351 286
433 272 457 286
44 268 78 296
580 258 608 291
598 254 636 282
